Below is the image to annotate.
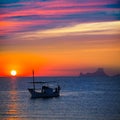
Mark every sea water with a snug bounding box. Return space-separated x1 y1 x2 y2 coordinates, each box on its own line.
0 76 120 120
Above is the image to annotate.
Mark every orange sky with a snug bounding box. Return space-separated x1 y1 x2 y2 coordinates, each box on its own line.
0 0 120 76
1 21 120 76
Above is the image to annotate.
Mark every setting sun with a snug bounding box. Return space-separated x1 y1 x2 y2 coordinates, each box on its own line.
11 70 17 76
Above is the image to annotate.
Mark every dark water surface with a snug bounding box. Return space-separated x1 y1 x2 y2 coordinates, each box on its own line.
0 77 120 120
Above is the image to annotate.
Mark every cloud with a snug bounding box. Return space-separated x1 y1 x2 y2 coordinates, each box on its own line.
0 0 120 76
20 21 120 39
0 0 119 36
1 21 119 51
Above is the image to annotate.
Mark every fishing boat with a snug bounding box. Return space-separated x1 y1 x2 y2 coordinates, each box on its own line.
28 70 61 98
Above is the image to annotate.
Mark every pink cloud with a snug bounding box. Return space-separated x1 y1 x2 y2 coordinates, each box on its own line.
0 0 118 19
0 20 51 35
0 0 119 35
1 6 118 19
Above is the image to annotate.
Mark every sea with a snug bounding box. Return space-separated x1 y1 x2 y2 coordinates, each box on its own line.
0 76 120 120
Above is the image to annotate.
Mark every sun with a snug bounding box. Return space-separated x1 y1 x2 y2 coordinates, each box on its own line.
11 70 17 76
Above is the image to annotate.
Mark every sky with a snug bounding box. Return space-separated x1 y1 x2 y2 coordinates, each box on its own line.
0 0 120 76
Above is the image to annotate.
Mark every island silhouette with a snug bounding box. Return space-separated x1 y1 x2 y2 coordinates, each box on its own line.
80 68 109 77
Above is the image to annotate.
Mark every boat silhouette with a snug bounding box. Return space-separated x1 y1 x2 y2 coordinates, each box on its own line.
28 70 61 98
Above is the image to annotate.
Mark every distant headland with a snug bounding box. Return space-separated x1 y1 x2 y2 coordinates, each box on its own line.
80 68 120 78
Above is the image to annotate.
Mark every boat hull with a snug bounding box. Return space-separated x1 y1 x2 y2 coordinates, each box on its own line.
28 88 60 98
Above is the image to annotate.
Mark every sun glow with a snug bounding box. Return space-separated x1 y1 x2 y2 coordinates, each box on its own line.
11 70 17 76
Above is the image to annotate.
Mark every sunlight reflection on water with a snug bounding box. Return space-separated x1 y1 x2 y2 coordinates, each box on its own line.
0 77 120 120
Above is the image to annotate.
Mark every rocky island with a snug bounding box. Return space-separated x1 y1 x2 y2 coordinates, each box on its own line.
80 68 109 77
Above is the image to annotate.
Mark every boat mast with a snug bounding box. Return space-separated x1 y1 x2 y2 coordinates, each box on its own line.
32 70 35 90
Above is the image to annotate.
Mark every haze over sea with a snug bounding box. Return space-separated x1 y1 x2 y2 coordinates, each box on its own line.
0 76 120 120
